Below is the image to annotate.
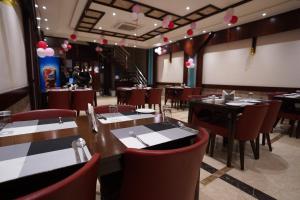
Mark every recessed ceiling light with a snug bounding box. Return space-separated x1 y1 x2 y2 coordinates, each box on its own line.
262 13 267 17
37 26 41 29
202 30 206 33
133 45 137 48
184 35 187 39
45 27 49 30
35 4 38 8
44 38 47 41
115 43 118 45
36 17 41 20
189 37 193 40
44 18 48 22
186 6 190 10
228 23 232 26
93 40 96 43
169 40 172 43
236 26 241 31
154 23 157 26
42 6 47 10
134 33 137 36
112 12 116 16
98 27 102 29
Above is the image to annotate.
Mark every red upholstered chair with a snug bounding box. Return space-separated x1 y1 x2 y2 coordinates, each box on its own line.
11 109 76 122
94 105 136 114
178 88 194 109
73 90 95 116
127 89 146 108
48 91 71 109
194 104 268 170
192 87 201 95
259 100 282 153
119 129 209 200
146 88 162 112
18 153 100 200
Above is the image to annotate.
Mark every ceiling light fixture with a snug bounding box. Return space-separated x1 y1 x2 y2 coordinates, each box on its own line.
35 4 38 8
98 27 102 29
134 33 137 36
45 27 49 30
93 40 96 42
115 43 117 45
37 26 41 29
184 36 187 39
186 6 190 10
228 23 232 26
44 38 47 41
44 18 48 22
202 30 206 33
169 40 172 43
112 12 116 16
133 45 137 48
42 6 47 10
262 13 267 17
189 37 193 40
154 23 157 26
36 17 41 20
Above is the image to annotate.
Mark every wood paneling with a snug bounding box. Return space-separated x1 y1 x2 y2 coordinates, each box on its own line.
0 87 29 110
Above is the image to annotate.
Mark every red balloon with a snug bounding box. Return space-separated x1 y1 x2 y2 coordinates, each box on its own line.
187 29 193 36
168 21 174 29
185 61 190 67
102 39 108 45
70 34 77 41
67 44 72 49
163 36 169 43
230 15 238 24
37 41 48 49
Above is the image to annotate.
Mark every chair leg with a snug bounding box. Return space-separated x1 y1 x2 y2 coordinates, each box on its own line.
77 110 80 117
273 117 280 128
209 134 216 157
266 133 272 151
288 120 295 137
255 135 260 160
159 104 162 113
250 140 258 160
239 141 245 170
206 134 211 154
262 133 265 145
296 121 300 139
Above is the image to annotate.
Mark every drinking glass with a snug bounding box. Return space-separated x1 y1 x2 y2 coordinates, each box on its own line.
248 92 254 99
109 105 118 113
0 111 11 131
162 105 172 122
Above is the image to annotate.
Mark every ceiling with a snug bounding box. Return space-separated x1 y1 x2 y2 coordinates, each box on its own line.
36 0 300 48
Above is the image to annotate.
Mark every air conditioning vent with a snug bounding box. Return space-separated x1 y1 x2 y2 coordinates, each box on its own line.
114 22 140 31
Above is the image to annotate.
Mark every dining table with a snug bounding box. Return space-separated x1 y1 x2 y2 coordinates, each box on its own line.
188 97 265 167
116 86 152 104
0 112 200 200
164 86 190 105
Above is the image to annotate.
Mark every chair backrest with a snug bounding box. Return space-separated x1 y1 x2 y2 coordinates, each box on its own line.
94 105 136 114
119 129 209 200
260 100 282 133
48 91 71 109
147 88 162 104
192 87 201 95
11 109 76 122
236 104 269 141
18 153 100 200
73 90 95 111
180 88 194 101
127 89 146 106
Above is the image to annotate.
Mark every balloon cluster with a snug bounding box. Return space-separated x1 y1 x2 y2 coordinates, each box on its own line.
185 58 195 68
154 47 167 55
224 8 238 24
162 16 174 29
131 4 144 21
61 40 72 52
163 36 169 43
95 46 103 53
99 37 108 45
36 40 55 58
70 33 77 41
187 22 196 36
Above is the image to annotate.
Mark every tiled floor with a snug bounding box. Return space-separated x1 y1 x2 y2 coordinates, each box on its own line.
95 96 300 200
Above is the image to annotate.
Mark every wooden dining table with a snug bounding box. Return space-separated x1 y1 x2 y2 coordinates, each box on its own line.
165 86 190 105
0 114 200 200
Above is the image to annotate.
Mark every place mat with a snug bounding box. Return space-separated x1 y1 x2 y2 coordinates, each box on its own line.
226 102 255 106
111 122 198 149
0 117 77 138
97 112 155 124
0 135 91 183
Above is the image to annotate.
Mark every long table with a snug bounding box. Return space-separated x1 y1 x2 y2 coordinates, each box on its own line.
0 114 199 199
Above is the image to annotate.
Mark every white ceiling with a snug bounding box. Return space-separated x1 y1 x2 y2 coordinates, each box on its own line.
36 0 300 49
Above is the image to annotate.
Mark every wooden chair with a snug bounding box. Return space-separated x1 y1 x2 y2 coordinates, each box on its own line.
127 89 146 108
18 153 100 200
73 90 95 116
48 91 71 109
119 129 208 200
146 88 163 112
192 87 201 95
94 105 136 114
11 109 76 122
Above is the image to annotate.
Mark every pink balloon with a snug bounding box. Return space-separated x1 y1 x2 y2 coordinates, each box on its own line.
162 16 170 28
132 4 141 13
224 14 232 23
131 12 138 21
45 48 55 57
37 48 46 58
190 22 196 30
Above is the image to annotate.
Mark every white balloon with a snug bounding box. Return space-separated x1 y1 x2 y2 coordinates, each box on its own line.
131 12 138 20
64 40 69 44
37 48 46 58
45 48 55 57
61 43 67 49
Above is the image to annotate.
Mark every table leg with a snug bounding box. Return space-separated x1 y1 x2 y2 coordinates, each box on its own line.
227 113 237 167
94 91 98 106
194 171 200 200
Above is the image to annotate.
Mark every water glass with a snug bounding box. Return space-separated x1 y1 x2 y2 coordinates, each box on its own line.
162 105 172 122
0 111 11 131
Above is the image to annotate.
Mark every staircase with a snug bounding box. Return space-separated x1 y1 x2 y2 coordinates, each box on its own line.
113 46 130 69
135 66 147 85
